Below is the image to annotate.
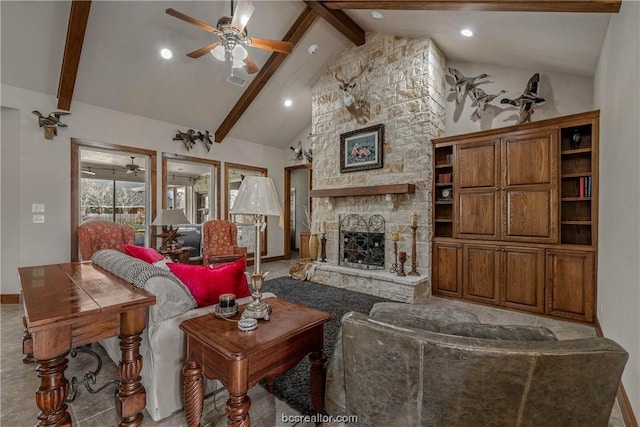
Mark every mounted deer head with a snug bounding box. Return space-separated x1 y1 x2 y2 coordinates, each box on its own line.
330 61 372 125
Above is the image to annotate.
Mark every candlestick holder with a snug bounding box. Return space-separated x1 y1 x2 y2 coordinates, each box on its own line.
398 251 407 277
320 233 327 262
408 224 420 276
389 241 400 274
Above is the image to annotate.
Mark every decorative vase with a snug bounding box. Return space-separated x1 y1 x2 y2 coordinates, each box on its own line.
309 234 319 261
571 128 582 149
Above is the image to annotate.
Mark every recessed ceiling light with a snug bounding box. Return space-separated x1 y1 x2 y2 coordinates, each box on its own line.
460 29 473 37
160 48 173 59
371 11 384 20
308 44 319 55
284 99 293 107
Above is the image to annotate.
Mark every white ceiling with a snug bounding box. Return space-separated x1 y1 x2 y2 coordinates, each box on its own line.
1 1 614 149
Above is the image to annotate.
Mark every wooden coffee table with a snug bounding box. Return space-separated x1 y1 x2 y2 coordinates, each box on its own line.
180 298 331 427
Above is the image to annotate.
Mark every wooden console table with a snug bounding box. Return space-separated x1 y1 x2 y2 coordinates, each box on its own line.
180 298 330 426
19 262 156 427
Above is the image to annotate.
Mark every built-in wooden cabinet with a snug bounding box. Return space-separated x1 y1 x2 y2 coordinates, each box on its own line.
432 111 598 322
546 249 594 321
432 242 462 298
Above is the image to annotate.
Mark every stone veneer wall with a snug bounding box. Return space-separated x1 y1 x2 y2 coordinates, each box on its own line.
310 33 446 285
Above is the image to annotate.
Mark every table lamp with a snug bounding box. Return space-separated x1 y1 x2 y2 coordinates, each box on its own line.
230 176 282 320
152 208 190 250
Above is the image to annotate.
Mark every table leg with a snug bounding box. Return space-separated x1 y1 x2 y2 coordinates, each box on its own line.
116 309 147 427
226 392 251 427
183 359 204 427
309 351 327 415
22 315 35 363
35 354 72 426
265 375 276 393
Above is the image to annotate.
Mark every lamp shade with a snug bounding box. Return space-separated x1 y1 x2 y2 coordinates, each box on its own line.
230 176 282 216
151 209 190 226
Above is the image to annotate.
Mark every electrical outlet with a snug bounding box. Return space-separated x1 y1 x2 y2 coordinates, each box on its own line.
33 215 45 223
32 203 45 213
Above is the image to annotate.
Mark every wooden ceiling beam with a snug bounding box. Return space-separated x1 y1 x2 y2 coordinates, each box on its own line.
215 7 319 143
57 1 92 111
318 1 621 13
304 1 365 45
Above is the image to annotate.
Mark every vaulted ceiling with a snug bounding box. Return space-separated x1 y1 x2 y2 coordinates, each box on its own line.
1 1 619 149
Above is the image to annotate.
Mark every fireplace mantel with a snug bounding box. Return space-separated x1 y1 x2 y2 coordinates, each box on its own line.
309 183 415 198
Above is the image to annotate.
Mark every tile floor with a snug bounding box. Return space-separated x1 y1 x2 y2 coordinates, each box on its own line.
1 259 625 426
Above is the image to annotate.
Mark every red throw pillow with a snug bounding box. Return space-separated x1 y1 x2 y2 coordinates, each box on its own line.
168 258 250 307
124 244 165 264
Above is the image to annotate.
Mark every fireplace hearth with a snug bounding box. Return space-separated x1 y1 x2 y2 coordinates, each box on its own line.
339 214 385 270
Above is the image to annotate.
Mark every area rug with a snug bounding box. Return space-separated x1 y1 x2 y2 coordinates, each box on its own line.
260 277 391 416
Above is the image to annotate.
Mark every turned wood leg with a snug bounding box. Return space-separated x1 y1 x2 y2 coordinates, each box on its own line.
35 354 72 427
225 392 251 427
183 359 204 427
265 375 276 393
309 351 327 415
116 308 147 427
22 316 35 364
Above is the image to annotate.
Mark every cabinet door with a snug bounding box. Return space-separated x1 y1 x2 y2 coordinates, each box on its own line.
432 242 462 298
546 249 594 322
502 131 559 243
501 247 545 313
455 140 501 240
463 244 500 305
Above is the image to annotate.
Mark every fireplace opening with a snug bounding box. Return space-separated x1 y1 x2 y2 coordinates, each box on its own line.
339 214 385 270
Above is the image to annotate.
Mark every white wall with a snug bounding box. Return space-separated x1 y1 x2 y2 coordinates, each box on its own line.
1 107 21 297
593 0 640 416
0 84 287 295
444 61 593 136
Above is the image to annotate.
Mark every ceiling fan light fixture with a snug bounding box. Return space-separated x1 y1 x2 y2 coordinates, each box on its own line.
232 57 246 69
232 44 248 60
211 45 226 61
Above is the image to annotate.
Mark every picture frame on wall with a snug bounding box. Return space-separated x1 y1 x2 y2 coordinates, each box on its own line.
339 124 384 173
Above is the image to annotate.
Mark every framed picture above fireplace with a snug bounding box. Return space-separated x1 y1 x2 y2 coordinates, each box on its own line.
340 124 384 173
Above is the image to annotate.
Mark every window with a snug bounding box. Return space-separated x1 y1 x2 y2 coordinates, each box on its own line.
71 139 157 261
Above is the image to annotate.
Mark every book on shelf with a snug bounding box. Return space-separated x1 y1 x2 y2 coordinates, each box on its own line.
586 176 592 197
579 177 585 198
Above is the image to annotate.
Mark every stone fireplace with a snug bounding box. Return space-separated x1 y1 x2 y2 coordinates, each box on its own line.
339 214 385 270
308 33 446 303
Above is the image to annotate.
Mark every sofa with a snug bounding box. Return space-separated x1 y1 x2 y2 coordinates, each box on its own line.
326 301 628 427
91 249 275 421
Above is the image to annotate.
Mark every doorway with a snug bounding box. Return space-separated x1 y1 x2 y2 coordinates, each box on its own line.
284 164 311 260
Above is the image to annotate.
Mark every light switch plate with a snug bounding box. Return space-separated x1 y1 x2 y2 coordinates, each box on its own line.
33 214 45 223
32 203 45 213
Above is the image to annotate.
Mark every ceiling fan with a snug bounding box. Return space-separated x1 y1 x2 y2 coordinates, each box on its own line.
165 0 293 75
125 157 145 174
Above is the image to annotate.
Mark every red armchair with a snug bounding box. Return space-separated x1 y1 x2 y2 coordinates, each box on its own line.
202 220 247 265
78 220 136 261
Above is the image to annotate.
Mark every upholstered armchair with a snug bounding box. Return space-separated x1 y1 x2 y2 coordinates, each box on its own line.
201 220 248 265
78 220 136 261
326 301 628 427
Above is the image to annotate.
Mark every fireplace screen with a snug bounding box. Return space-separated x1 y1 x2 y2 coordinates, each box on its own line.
339 214 385 270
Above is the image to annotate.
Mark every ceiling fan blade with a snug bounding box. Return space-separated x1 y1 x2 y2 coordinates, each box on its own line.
249 38 293 54
165 8 221 35
187 42 221 59
244 55 259 74
230 0 255 32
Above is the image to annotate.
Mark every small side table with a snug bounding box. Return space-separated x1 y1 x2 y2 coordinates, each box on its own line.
208 254 244 267
180 298 331 427
159 246 194 264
